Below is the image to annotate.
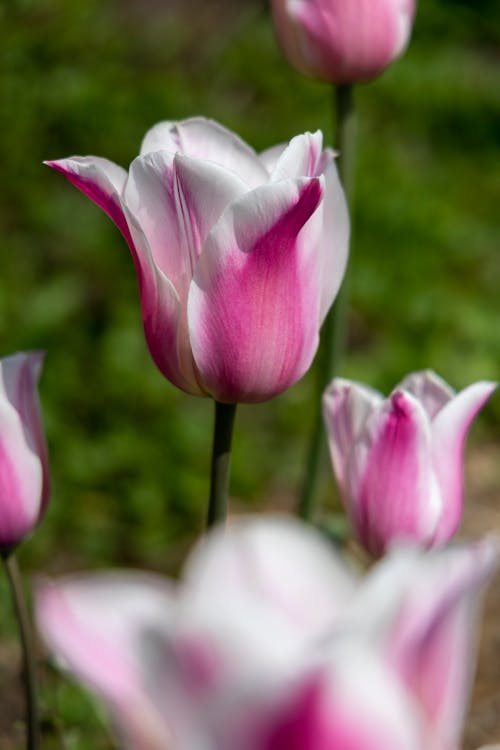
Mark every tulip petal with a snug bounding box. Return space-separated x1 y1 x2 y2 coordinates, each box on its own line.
125 151 248 295
140 118 268 189
268 135 349 321
260 649 426 750
430 381 497 544
317 153 350 322
123 212 204 395
386 540 499 750
269 132 324 181
183 516 355 653
45 157 131 243
36 573 175 750
348 390 440 556
0 353 47 551
188 177 324 403
398 370 454 419
323 378 383 496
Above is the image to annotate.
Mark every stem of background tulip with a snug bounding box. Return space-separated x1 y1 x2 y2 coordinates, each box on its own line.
3 553 39 750
207 401 237 528
297 83 356 521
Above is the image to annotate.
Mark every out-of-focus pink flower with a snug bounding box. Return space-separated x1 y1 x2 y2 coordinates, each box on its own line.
0 352 49 555
36 516 499 750
323 371 496 557
46 118 349 404
272 0 416 84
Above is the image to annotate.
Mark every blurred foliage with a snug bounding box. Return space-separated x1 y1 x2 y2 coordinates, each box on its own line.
0 0 499 741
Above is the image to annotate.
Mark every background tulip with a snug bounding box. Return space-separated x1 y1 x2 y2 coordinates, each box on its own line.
36 517 498 750
272 0 417 84
46 118 349 404
323 370 496 556
0 352 49 555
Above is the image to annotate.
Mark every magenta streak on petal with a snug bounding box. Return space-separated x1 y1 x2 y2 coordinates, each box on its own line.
191 179 323 403
260 674 395 750
356 393 432 556
0 440 31 546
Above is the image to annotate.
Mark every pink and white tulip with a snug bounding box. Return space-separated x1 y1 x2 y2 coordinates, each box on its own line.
36 516 499 750
323 371 497 556
0 352 49 555
272 0 416 84
46 118 349 403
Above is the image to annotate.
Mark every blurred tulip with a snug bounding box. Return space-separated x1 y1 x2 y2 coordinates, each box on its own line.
36 516 498 750
0 352 49 555
46 119 349 403
272 0 416 84
323 370 496 556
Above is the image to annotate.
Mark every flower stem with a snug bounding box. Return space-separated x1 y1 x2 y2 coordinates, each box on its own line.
3 553 39 750
207 401 237 528
297 83 357 521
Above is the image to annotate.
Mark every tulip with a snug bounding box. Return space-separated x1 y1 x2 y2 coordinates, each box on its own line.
0 352 49 555
36 516 499 750
46 118 349 404
323 370 496 556
272 0 416 84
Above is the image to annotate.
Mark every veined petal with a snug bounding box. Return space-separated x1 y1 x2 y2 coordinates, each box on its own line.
348 390 439 556
36 573 175 750
323 378 383 496
269 131 324 181
317 153 350 322
397 370 455 420
188 177 324 403
141 118 268 189
45 157 130 242
430 381 497 544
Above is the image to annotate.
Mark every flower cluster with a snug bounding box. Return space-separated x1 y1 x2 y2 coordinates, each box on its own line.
1 1 498 747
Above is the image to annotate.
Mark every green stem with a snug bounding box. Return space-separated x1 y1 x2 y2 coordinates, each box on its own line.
207 401 237 528
3 553 39 750
297 83 357 521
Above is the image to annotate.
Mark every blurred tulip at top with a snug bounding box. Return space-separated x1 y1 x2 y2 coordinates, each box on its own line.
46 119 349 404
36 516 499 750
323 370 496 557
272 0 416 83
0 352 50 556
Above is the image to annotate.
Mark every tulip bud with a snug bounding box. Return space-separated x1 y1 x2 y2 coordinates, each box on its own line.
0 352 50 555
323 370 496 557
272 0 416 84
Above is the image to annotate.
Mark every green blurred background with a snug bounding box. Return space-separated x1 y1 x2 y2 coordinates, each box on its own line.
0 0 499 743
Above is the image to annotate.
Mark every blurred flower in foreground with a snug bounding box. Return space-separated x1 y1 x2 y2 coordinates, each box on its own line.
46 118 349 403
272 0 416 84
37 516 498 750
323 370 496 557
0 352 49 556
